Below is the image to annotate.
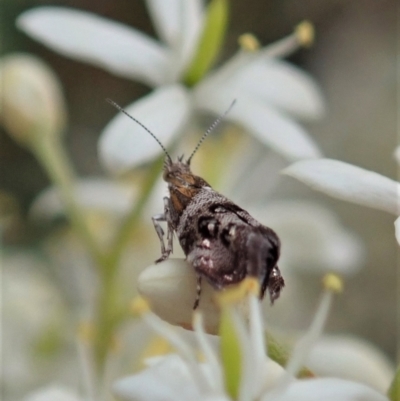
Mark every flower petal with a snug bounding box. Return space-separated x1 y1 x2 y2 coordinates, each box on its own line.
99 84 191 173
146 0 182 46
306 335 395 394
138 259 221 334
17 7 170 86
283 159 400 215
265 378 388 401
113 354 200 401
175 0 204 76
29 178 136 221
23 385 82 401
250 201 365 275
146 0 204 77
229 59 325 120
194 91 321 160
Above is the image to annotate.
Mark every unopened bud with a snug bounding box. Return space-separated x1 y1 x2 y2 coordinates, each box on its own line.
0 53 66 147
138 259 221 334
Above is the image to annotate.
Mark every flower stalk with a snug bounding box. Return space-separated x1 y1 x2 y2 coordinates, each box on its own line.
32 136 105 266
32 134 121 377
388 365 400 401
107 155 165 267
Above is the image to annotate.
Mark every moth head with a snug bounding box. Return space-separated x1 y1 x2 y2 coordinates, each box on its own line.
162 156 208 189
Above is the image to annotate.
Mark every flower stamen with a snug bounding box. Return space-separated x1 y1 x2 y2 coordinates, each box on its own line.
238 33 261 52
216 277 260 307
130 296 151 316
294 20 315 48
260 20 315 59
322 272 344 293
141 311 211 393
193 312 225 394
270 273 343 396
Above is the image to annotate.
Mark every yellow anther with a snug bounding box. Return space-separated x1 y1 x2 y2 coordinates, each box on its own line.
322 273 343 294
77 321 95 343
130 296 151 315
295 20 314 48
238 33 261 52
246 277 261 295
216 277 260 307
197 351 206 362
140 336 172 366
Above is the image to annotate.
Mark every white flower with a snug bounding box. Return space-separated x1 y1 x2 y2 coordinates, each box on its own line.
115 275 388 401
29 178 137 221
306 335 395 393
22 385 82 401
249 200 365 275
282 158 400 243
2 251 73 398
17 2 324 174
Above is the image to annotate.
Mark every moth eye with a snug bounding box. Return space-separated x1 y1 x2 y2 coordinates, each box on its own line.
198 217 218 238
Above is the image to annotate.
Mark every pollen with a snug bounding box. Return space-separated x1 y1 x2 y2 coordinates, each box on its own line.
140 335 173 367
216 277 260 307
77 321 95 343
322 273 344 294
130 296 151 315
238 33 261 52
295 20 314 48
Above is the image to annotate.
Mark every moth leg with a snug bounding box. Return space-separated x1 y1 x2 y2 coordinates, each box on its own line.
152 213 167 262
152 197 174 263
193 275 202 310
164 197 174 256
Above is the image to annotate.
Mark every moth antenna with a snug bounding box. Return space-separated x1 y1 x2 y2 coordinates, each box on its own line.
106 98 172 162
187 99 237 164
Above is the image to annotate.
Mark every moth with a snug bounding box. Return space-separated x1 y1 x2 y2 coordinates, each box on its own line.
107 99 284 309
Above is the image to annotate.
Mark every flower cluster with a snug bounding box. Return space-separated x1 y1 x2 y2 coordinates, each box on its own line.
114 277 388 401
1 1 397 401
17 1 324 174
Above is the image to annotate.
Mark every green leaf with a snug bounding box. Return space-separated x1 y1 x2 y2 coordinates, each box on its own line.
219 308 242 399
388 364 400 401
184 0 228 86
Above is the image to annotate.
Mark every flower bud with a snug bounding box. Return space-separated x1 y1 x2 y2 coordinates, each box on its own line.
138 259 221 334
0 53 66 147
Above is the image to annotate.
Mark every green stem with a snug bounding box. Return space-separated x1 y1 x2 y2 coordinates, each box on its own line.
93 265 118 374
33 137 104 267
388 364 400 401
107 155 165 268
92 155 165 375
33 136 117 376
